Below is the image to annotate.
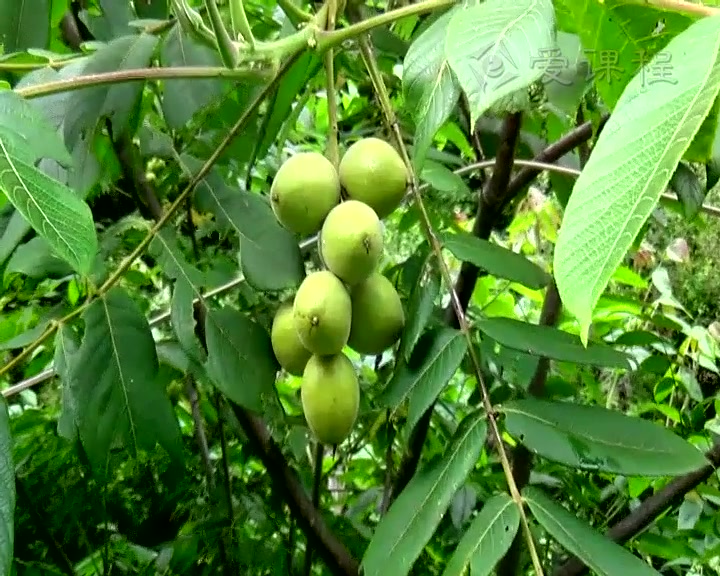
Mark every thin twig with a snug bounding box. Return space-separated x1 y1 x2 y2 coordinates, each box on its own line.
355 30 546 575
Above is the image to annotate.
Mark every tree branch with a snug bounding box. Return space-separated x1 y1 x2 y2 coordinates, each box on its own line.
232 408 360 576
389 113 524 503
505 114 610 197
554 441 720 576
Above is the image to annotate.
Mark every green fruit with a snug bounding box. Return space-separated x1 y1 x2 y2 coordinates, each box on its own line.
320 200 383 286
348 272 405 355
339 137 408 219
271 303 312 376
270 152 341 235
301 353 359 445
293 271 352 355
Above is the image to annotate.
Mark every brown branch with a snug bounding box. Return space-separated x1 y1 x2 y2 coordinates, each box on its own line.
389 113 524 503
304 442 326 575
231 407 360 575
496 280 562 576
506 114 610 197
554 441 720 576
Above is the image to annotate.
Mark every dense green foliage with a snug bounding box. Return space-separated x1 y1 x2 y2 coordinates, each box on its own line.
1 1 720 576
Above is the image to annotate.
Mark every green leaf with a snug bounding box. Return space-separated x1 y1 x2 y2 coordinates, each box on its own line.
80 0 134 41
502 398 709 476
149 228 206 287
420 159 472 198
135 0 169 19
0 144 97 275
204 307 279 413
399 266 441 361
255 51 323 159
69 287 184 468
445 0 556 126
476 317 632 369
0 91 72 166
0 210 30 267
524 486 662 576
171 279 207 367
159 24 227 129
442 231 550 290
403 6 462 171
189 160 305 291
378 327 468 432
0 399 13 576
668 162 704 219
556 0 695 109
442 492 520 576
362 412 487 576
554 15 720 342
64 34 159 147
5 236 74 279
55 325 81 442
0 0 51 53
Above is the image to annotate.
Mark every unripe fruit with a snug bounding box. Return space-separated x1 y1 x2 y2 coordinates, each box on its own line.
301 353 359 445
348 272 405 355
320 200 383 286
339 137 408 219
271 303 312 376
293 271 352 355
270 152 341 235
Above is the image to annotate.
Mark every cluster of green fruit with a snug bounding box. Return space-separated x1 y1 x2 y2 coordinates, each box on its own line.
269 137 409 446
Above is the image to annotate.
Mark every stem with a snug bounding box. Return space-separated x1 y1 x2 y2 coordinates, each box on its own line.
229 0 256 48
356 31 545 576
0 54 302 381
324 0 340 168
317 0 457 51
15 65 273 100
277 0 314 24
0 55 80 72
205 0 240 67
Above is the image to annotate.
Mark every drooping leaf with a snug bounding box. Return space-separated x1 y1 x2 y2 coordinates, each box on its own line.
442 231 551 290
445 0 556 126
0 210 30 267
554 15 720 342
171 279 207 367
0 398 14 576
55 325 81 442
403 6 462 171
255 51 324 159
160 24 227 129
502 398 709 476
362 412 487 576
524 486 662 576
189 159 305 291
5 236 74 279
667 162 704 219
0 0 51 53
399 265 441 361
149 227 206 287
378 327 467 432
79 0 134 42
420 159 472 199
0 143 97 275
442 492 520 576
69 287 184 468
64 33 160 148
204 307 279 414
476 317 633 369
